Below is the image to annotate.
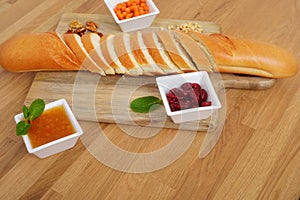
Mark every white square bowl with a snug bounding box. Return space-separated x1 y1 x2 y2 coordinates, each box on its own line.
14 99 83 158
104 0 160 32
156 71 222 123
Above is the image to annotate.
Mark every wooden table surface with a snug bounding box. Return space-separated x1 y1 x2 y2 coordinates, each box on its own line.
0 0 299 199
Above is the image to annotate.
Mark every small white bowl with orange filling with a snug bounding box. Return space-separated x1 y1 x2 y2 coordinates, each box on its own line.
104 0 160 32
14 99 83 158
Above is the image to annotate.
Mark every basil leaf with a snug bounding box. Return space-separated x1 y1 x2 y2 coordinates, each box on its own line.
28 99 45 121
130 96 162 113
16 121 31 136
22 106 29 119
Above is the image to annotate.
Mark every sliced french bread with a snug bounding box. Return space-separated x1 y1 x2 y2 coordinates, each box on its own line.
100 34 128 74
63 33 105 75
129 31 164 75
155 30 197 72
0 31 298 78
81 33 115 75
173 30 215 72
113 33 143 76
141 31 182 74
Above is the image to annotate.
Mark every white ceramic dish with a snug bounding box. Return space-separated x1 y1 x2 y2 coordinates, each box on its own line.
104 0 160 32
14 99 83 158
156 71 222 123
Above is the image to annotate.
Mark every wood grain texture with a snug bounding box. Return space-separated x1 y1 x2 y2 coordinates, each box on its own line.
0 0 299 200
56 13 222 35
24 71 274 132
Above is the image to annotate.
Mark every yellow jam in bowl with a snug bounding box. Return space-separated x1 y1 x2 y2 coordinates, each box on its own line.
28 105 75 148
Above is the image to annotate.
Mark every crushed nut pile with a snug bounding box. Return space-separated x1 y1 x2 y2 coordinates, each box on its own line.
66 20 103 37
168 22 203 33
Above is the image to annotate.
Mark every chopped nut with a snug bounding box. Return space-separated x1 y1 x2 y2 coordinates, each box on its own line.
168 25 174 30
167 22 203 33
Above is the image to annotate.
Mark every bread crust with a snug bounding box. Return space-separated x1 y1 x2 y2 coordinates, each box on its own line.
0 32 80 72
190 33 298 78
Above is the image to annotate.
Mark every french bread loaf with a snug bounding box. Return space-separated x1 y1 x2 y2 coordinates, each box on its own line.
0 30 298 78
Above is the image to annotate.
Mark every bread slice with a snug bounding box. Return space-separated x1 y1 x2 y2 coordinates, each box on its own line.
63 33 105 75
155 30 197 72
131 31 165 75
141 31 182 74
100 34 128 74
129 31 158 75
81 33 115 75
172 31 214 72
0 32 81 72
113 33 143 76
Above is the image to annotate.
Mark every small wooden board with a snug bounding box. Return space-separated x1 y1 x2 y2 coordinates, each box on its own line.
24 13 276 131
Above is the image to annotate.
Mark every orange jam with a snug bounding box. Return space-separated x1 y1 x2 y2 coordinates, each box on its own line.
28 105 75 148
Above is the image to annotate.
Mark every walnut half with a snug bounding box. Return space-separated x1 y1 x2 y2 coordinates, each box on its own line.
85 21 98 32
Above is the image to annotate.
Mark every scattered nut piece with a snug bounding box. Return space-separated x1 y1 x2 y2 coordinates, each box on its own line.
86 21 98 32
168 22 203 33
69 20 84 29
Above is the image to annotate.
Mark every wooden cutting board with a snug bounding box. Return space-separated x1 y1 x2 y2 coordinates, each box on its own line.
25 72 218 131
24 13 276 131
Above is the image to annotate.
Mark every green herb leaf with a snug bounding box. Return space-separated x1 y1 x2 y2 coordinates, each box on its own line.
22 106 29 119
16 98 45 136
130 96 162 113
16 121 31 136
28 99 45 122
